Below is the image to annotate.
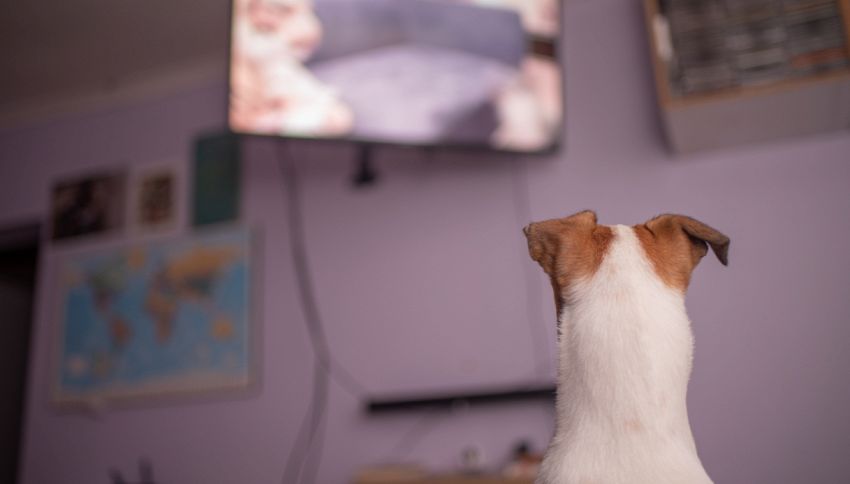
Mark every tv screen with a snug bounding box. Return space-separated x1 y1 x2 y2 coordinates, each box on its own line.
228 0 563 153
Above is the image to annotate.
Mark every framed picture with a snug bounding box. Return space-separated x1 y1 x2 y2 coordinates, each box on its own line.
129 162 184 234
50 171 127 241
54 227 254 406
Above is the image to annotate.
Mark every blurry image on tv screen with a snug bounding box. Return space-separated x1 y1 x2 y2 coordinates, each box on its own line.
229 0 562 152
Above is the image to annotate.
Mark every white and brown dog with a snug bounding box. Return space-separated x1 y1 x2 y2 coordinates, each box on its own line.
524 211 729 484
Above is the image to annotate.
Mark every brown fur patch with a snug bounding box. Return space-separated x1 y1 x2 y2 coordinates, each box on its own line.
524 210 614 313
634 214 730 292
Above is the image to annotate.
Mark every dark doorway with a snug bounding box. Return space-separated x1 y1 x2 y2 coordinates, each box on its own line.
0 224 39 484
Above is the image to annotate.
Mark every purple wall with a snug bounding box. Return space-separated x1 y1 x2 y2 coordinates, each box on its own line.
2 1 850 483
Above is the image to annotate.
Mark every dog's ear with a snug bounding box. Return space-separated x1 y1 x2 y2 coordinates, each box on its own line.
523 210 599 277
647 214 730 265
524 210 613 311
636 214 729 290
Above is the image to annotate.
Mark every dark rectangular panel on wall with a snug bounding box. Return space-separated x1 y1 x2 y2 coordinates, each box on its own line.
192 132 241 227
367 384 555 414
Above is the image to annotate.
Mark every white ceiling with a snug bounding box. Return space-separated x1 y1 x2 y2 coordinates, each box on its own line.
0 0 231 126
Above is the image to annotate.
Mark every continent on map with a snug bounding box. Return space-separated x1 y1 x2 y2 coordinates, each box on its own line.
87 257 126 313
145 247 240 343
211 317 235 341
165 247 239 300
146 273 179 343
109 316 133 349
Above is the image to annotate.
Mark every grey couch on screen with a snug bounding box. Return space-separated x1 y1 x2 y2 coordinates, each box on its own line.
307 0 526 144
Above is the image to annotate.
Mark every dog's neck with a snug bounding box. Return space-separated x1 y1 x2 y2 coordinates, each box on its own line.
553 225 697 449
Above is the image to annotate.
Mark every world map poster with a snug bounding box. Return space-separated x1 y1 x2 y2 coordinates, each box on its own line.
55 228 253 405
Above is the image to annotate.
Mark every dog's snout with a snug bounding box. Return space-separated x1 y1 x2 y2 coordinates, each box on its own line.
523 224 533 237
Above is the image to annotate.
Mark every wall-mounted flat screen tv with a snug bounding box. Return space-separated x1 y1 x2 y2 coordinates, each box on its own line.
228 0 562 153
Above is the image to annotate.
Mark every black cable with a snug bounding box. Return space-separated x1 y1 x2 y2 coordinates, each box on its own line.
385 406 448 462
509 159 552 379
279 365 325 484
293 359 329 484
277 146 326 484
276 143 369 397
275 141 366 484
299 376 330 484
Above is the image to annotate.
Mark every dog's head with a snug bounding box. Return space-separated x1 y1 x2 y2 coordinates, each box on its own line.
523 211 728 315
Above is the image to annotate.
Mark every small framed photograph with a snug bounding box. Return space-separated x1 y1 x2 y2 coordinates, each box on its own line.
51 171 127 242
129 162 184 234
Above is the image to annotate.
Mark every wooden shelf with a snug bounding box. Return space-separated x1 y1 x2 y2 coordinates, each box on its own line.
664 68 850 109
643 0 850 152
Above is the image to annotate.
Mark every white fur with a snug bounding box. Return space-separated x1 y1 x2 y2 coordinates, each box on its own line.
537 225 713 484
